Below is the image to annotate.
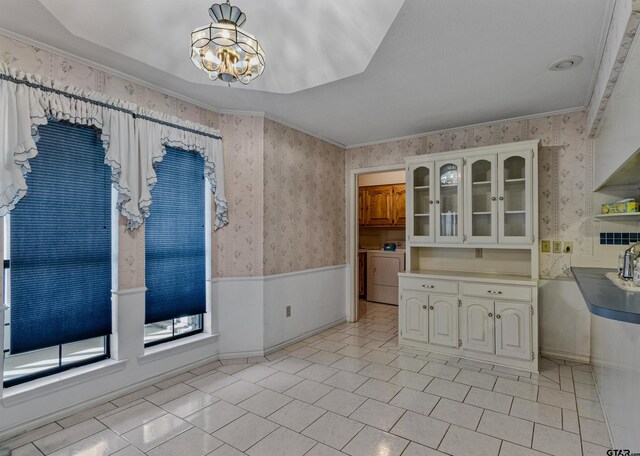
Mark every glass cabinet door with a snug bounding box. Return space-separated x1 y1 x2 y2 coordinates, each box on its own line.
409 163 434 243
498 152 532 244
464 155 497 243
435 159 463 243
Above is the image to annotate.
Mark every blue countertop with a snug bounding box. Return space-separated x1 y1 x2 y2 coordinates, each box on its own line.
572 267 640 324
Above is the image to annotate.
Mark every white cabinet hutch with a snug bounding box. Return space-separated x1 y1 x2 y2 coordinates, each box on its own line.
400 140 539 372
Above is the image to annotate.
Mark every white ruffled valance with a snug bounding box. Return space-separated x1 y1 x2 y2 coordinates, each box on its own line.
0 63 228 230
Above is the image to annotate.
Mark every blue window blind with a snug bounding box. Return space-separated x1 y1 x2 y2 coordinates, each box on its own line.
9 120 112 354
145 148 206 324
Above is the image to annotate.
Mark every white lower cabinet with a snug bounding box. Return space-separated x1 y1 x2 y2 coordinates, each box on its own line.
399 274 538 371
495 301 532 361
460 298 495 354
428 294 459 348
399 291 428 342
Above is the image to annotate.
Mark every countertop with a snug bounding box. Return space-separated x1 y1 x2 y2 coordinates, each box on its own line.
572 267 640 324
358 249 406 253
400 269 536 286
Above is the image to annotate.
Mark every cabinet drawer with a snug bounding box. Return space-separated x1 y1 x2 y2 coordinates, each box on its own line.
461 282 531 302
401 277 458 295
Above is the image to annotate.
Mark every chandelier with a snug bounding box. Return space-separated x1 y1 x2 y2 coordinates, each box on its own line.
190 1 265 85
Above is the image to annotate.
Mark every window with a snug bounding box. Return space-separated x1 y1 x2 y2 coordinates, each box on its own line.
144 148 206 346
2 120 112 387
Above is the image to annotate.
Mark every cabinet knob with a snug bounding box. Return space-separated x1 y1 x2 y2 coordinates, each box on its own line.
422 305 427 309
499 196 504 201
488 313 493 317
435 200 440 204
429 200 434 204
491 197 497 201
429 305 434 310
422 284 435 289
496 314 501 319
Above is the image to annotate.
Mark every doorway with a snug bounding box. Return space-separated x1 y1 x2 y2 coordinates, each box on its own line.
348 165 407 322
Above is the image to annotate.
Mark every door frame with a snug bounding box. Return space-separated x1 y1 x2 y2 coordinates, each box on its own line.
347 163 406 322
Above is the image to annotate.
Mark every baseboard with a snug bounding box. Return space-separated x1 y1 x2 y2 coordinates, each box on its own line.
540 349 590 364
264 318 346 355
0 353 222 442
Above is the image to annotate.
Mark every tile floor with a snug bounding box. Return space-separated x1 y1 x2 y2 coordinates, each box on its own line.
0 301 611 456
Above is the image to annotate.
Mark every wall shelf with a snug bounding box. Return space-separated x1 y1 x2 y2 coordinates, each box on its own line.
595 213 640 221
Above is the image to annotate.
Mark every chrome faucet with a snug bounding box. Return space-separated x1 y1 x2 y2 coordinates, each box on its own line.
621 241 640 280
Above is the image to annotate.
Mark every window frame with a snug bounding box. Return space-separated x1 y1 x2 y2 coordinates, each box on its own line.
3 218 111 388
2 121 115 388
144 314 204 348
143 147 210 349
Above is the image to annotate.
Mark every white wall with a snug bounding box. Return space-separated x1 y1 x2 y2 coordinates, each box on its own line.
213 277 265 358
263 266 347 350
591 314 640 449
538 279 591 361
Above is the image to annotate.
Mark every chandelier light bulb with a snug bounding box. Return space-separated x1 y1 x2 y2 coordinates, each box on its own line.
190 1 265 85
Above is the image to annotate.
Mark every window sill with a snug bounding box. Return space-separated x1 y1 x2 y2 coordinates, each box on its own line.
2 359 127 407
138 333 218 365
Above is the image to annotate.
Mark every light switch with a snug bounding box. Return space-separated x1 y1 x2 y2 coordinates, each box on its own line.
541 240 551 253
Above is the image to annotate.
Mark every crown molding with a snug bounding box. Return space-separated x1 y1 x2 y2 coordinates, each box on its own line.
344 106 586 149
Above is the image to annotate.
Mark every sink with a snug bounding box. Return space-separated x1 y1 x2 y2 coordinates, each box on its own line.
605 272 640 292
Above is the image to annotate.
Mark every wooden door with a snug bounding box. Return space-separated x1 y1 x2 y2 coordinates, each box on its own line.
460 298 495 354
495 301 531 360
393 184 406 226
365 186 394 226
428 294 459 348
358 188 366 226
400 291 428 342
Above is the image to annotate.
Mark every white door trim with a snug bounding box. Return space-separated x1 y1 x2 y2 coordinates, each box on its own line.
347 163 406 322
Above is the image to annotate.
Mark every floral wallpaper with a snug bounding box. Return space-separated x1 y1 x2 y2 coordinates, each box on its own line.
214 114 264 277
347 110 594 279
263 119 345 275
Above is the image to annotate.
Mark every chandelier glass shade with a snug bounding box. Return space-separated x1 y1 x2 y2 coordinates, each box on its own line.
191 2 265 85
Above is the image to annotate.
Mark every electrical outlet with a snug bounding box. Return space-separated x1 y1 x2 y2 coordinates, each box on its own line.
541 240 551 253
564 241 573 254
553 241 563 253
286 306 291 317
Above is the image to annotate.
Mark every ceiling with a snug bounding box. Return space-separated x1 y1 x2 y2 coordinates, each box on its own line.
37 0 405 94
0 0 614 147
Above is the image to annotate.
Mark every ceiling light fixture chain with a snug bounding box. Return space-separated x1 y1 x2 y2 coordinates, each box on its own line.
190 0 265 85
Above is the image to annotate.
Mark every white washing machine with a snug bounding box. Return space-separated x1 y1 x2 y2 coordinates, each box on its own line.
366 249 405 305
